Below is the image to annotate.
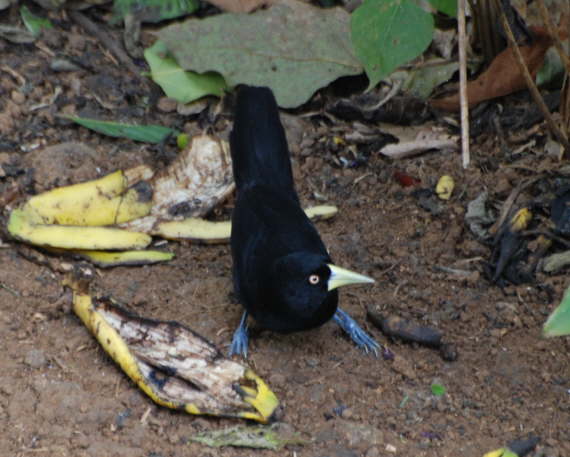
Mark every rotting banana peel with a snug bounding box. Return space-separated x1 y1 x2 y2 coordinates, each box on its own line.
24 167 154 226
70 249 174 268
42 247 174 268
8 208 152 250
7 167 160 254
6 139 337 257
152 206 339 243
66 276 279 423
155 218 232 244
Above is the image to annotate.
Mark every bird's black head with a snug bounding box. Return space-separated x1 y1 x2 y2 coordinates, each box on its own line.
268 252 338 331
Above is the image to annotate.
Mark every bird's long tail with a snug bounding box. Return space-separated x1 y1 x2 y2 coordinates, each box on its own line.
230 86 295 191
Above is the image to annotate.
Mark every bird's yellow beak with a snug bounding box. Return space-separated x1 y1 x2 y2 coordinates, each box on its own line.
327 264 375 291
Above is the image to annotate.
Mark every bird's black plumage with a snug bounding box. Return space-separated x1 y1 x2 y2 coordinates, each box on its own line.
229 86 378 357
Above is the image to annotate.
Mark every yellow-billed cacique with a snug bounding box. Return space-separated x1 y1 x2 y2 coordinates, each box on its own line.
229 86 378 357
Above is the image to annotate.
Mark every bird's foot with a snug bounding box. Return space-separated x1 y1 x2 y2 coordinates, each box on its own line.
333 308 380 356
229 311 249 358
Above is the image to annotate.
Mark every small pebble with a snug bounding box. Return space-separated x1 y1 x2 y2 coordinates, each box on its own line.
268 373 285 386
440 343 459 362
177 99 208 116
157 97 178 113
385 444 397 453
50 59 82 72
365 447 381 457
306 357 319 368
67 33 86 51
391 354 417 379
11 91 25 105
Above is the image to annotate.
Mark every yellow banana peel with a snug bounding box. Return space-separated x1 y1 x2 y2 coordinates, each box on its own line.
8 208 152 250
50 249 174 268
153 206 338 243
7 167 160 255
155 218 232 243
25 169 126 225
6 139 337 258
67 276 279 423
24 169 153 226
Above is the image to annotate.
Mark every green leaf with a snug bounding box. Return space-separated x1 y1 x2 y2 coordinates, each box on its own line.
64 116 178 143
431 383 446 396
155 0 362 108
189 425 306 450
427 0 457 17
393 60 458 98
20 5 53 38
351 0 434 89
536 46 566 87
144 41 226 104
543 285 570 337
112 0 199 23
177 133 189 149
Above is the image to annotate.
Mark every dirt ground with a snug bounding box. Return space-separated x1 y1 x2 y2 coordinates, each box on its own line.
1 8 569 457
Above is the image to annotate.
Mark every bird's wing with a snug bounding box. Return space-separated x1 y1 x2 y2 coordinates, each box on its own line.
233 185 328 256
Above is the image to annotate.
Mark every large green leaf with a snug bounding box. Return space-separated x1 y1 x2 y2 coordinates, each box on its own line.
144 41 226 104
392 60 458 98
544 285 570 337
112 0 199 23
155 0 362 108
351 0 434 89
64 116 178 143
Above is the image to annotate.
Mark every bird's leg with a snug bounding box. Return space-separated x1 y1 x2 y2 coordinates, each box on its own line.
229 311 249 357
333 308 380 356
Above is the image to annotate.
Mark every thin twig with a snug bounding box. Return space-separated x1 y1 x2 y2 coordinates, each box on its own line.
458 0 470 168
563 0 570 138
68 10 141 79
495 0 570 154
0 282 20 296
563 73 570 139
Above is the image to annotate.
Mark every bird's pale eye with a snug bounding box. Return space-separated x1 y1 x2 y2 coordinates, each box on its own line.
308 274 320 285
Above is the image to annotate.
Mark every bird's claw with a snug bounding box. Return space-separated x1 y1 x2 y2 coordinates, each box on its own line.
333 308 380 357
229 311 249 358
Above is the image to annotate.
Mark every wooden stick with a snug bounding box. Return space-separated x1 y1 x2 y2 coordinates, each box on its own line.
458 0 470 168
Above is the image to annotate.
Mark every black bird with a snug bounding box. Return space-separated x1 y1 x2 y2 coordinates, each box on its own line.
229 85 379 357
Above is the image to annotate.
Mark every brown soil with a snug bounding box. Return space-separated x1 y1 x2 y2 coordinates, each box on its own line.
0 9 569 457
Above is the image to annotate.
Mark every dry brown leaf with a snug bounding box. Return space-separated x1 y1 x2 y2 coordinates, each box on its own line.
431 27 556 112
379 124 458 158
